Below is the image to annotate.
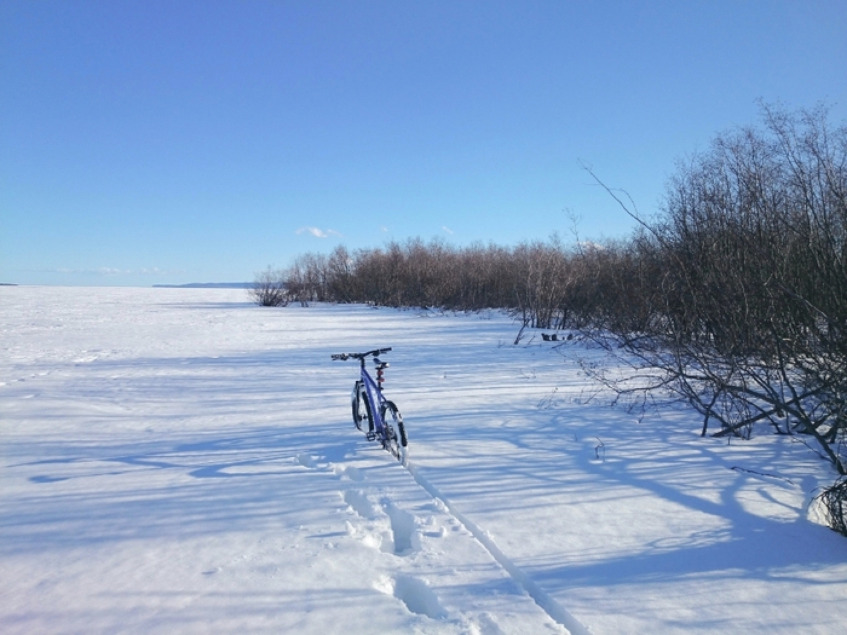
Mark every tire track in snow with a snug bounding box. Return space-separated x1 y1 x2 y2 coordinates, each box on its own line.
404 460 591 635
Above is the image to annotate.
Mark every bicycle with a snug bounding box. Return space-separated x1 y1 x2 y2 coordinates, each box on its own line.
331 347 408 462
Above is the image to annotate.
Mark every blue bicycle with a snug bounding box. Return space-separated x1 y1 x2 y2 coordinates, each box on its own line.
331 347 408 462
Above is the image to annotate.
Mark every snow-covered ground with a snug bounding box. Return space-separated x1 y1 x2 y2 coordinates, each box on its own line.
2 286 846 634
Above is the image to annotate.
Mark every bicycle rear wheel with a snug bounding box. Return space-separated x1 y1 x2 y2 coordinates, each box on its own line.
380 400 407 462
351 381 372 432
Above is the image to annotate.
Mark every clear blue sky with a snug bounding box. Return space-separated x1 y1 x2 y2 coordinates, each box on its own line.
2 0 845 286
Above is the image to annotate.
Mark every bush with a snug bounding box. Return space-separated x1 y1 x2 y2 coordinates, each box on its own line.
818 479 847 536
589 104 846 476
251 267 288 307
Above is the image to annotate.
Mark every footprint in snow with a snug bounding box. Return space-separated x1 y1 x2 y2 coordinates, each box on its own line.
333 464 364 482
374 574 447 620
343 489 377 520
296 453 317 469
383 499 418 556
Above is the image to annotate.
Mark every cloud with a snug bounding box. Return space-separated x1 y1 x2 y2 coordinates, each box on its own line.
296 227 342 239
441 226 454 235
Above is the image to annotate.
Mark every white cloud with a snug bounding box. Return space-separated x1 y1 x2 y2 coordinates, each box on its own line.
441 226 454 235
296 227 342 239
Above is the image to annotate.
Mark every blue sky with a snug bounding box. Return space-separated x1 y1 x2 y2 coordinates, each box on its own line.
2 0 845 286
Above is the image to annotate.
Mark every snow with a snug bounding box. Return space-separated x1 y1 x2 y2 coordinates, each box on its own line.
2 286 846 634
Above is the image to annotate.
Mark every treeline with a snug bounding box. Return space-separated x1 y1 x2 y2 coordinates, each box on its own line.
258 236 635 332
256 105 847 529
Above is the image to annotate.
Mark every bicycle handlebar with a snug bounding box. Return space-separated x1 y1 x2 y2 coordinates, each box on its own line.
331 347 392 361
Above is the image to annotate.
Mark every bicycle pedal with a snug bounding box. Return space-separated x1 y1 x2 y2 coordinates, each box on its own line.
366 431 376 441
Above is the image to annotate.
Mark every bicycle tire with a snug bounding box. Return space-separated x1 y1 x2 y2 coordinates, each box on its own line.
351 381 372 432
380 400 408 449
381 426 404 462
380 401 407 447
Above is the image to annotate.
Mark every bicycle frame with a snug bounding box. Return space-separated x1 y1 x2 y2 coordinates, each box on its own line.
358 357 389 436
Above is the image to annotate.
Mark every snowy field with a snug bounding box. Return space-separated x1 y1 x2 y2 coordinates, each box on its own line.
2 286 846 634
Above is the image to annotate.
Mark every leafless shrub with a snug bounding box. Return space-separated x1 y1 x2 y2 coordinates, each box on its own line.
818 479 847 536
586 104 846 480
251 267 288 307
